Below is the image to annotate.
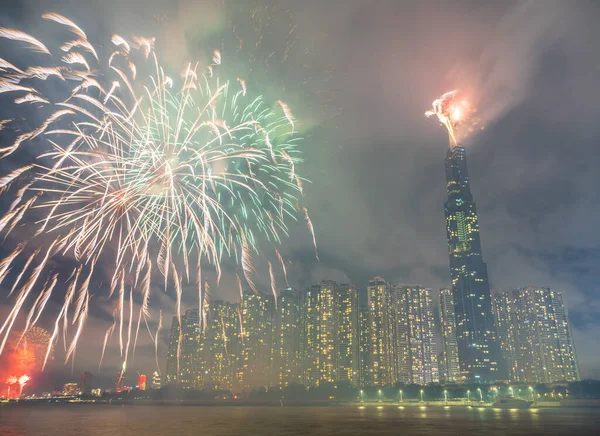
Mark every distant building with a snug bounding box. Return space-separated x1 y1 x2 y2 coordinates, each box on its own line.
301 286 321 387
358 304 371 387
165 316 180 385
367 277 395 386
318 280 337 385
492 291 520 382
394 285 438 384
335 284 360 386
274 288 301 387
80 371 93 395
63 383 79 396
439 288 460 383
203 300 240 391
493 288 580 384
239 293 273 390
151 371 162 389
138 374 147 391
179 309 201 389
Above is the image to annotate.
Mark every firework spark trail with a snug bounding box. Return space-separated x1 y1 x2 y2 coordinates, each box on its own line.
0 242 26 286
268 260 278 310
274 247 289 287
304 208 319 261
0 14 317 373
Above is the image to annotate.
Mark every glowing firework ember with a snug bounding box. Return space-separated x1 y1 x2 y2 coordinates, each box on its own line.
0 14 316 372
425 90 475 147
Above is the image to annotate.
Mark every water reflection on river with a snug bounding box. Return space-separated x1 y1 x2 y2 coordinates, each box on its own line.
1 404 599 435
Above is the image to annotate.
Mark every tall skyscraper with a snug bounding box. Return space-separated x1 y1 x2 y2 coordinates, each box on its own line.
274 288 301 386
165 316 180 385
239 292 274 389
494 288 580 384
359 304 371 387
367 277 395 386
443 146 501 382
179 309 201 390
335 284 360 386
394 285 438 384
439 288 460 383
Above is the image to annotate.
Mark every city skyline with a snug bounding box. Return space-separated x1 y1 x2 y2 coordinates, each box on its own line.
161 279 580 392
1 0 600 392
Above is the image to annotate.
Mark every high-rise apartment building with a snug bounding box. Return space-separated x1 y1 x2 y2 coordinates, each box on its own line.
203 300 240 391
179 309 201 389
394 285 438 384
494 288 580 384
239 292 274 389
165 316 180 385
274 288 301 386
492 291 520 382
443 146 502 381
439 288 460 383
301 285 321 387
335 284 360 386
359 304 371 387
80 372 93 395
393 285 410 384
318 281 337 384
367 277 395 386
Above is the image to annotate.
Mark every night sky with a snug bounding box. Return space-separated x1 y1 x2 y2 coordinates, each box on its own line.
1 0 600 390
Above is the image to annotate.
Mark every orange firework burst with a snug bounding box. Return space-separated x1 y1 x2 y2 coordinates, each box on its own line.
425 90 478 147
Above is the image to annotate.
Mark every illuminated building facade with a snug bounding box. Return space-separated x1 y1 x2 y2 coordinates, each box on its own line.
179 309 202 389
203 300 241 391
239 292 274 389
494 288 580 383
335 284 360 386
394 285 438 384
444 146 501 381
300 286 321 387
359 304 371 387
80 371 93 395
439 288 460 383
318 280 337 384
274 288 301 386
165 316 180 385
367 277 395 386
152 371 162 389
63 383 79 396
393 284 410 383
138 374 147 390
492 291 520 382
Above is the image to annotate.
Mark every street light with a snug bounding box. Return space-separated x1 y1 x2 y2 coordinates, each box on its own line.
360 389 364 402
477 388 482 402
444 390 448 404
399 390 403 403
420 389 424 402
508 386 514 396
529 386 534 402
466 390 470 402
378 389 382 402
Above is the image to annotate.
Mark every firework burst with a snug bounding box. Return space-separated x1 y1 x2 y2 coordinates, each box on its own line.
0 14 316 373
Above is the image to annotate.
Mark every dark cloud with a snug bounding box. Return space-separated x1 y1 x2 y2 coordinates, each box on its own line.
1 0 600 384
